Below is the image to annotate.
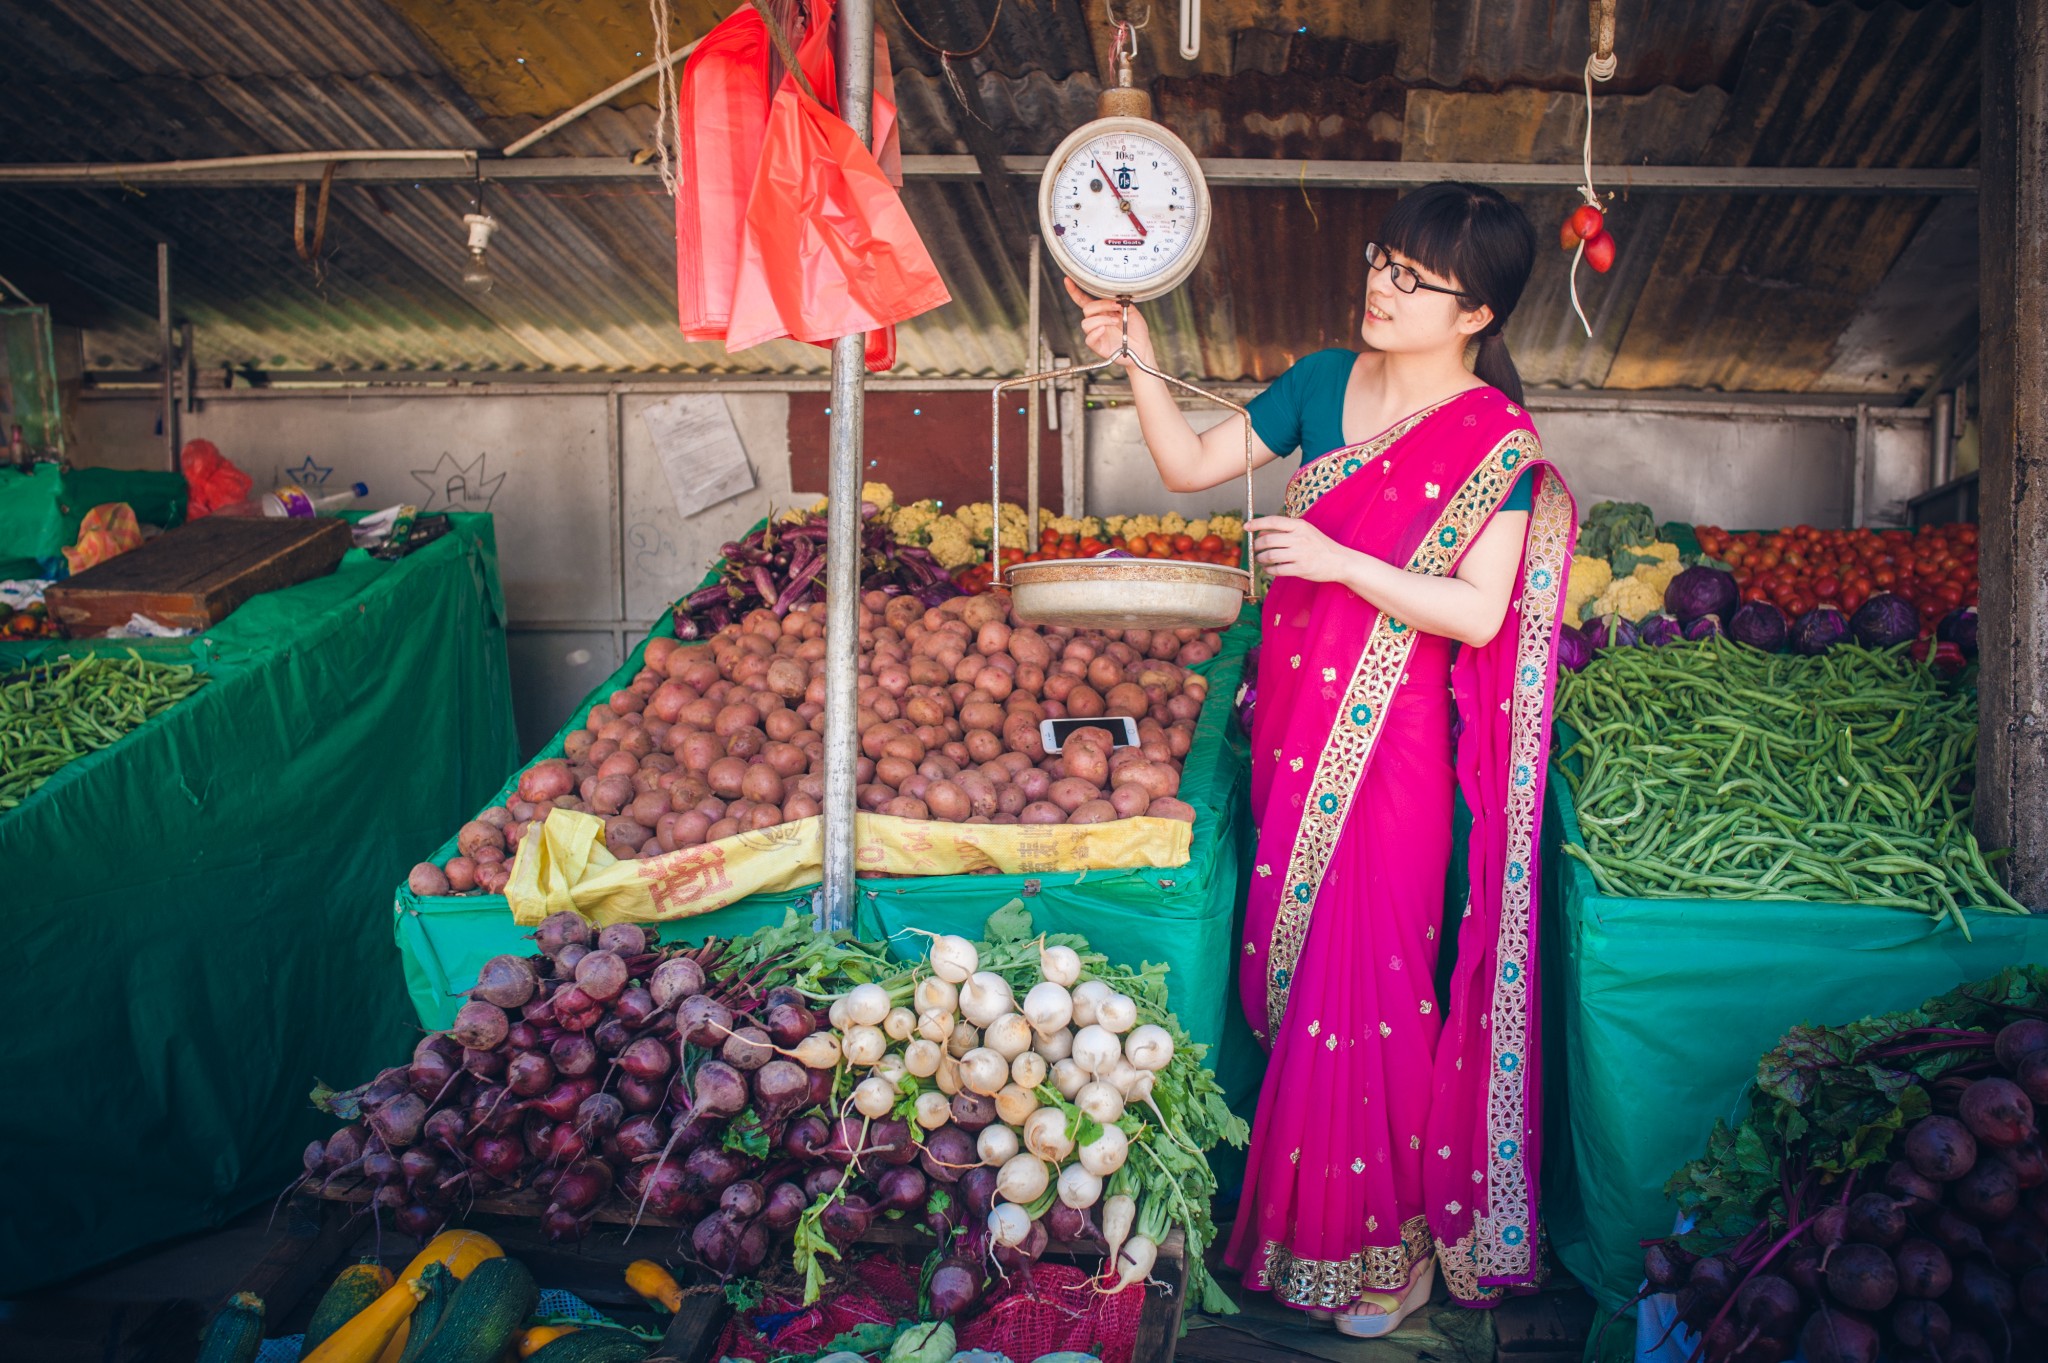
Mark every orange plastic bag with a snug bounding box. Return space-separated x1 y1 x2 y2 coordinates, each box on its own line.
723 83 949 354
675 0 936 369
674 6 773 342
180 438 253 518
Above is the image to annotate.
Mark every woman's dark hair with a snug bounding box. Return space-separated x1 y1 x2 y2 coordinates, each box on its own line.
1376 182 1538 405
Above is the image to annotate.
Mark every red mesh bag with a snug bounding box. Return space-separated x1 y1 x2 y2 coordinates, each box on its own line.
711 1257 1143 1363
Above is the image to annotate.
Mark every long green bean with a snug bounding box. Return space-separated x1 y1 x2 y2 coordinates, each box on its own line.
1555 638 2029 932
0 651 207 810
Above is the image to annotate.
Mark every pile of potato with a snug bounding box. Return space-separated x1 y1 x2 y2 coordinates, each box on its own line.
409 592 1221 897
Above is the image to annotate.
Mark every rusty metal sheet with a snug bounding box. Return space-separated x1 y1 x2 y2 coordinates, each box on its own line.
1605 0 1979 391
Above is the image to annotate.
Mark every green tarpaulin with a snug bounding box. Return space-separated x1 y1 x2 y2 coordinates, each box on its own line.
0 463 188 576
0 513 517 1293
395 612 1257 1058
1540 765 2048 1315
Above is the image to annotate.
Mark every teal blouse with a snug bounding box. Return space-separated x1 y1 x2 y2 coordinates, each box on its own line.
1247 348 1533 511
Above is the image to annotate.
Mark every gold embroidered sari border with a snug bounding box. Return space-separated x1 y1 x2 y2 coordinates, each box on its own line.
1263 426 1543 1027
1253 1215 1434 1309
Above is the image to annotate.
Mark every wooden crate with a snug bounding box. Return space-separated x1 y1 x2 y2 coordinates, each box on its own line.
45 515 351 635
301 1178 1189 1362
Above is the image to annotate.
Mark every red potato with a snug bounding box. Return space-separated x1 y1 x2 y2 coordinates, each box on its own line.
598 752 640 781
707 757 749 799
608 689 645 716
706 817 742 840
783 793 821 821
409 862 451 895
458 820 506 859
1067 799 1118 825
590 776 635 816
519 760 576 803
881 795 930 819
1147 798 1197 823
630 791 669 827
1109 784 1151 819
1019 801 1067 824
1049 778 1101 813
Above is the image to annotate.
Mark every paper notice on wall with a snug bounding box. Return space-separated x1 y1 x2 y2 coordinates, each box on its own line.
641 393 756 517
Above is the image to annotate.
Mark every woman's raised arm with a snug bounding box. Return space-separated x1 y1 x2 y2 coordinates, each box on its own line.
1066 279 1283 493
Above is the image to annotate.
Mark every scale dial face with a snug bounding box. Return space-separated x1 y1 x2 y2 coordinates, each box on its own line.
1039 116 1211 303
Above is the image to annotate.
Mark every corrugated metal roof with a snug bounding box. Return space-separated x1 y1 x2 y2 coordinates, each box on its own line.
0 0 1985 392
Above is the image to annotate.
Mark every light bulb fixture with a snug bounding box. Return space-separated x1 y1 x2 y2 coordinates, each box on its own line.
461 211 497 293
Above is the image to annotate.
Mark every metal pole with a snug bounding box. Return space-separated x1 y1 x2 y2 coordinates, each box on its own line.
818 0 875 933
1026 236 1042 542
157 243 179 472
1930 390 1957 485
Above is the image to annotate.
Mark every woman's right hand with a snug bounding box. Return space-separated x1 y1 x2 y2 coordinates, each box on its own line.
1065 278 1156 372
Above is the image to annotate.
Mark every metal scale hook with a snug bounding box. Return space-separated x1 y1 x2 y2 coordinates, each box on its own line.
987 297 1258 599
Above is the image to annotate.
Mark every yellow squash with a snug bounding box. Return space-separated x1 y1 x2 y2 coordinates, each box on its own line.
515 1325 579 1357
624 1260 683 1313
304 1231 503 1363
299 1279 425 1363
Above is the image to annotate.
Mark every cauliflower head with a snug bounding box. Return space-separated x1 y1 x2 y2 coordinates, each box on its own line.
1564 555 1613 624
1588 573 1666 623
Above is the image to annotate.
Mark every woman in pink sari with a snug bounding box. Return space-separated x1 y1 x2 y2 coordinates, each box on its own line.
1066 183 1575 1335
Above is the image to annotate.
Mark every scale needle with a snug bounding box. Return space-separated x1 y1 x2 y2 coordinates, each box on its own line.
1095 159 1148 237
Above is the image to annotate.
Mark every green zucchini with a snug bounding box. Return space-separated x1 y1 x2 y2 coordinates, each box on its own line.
412 1256 538 1363
196 1291 265 1363
527 1328 652 1363
396 1262 458 1363
300 1263 394 1357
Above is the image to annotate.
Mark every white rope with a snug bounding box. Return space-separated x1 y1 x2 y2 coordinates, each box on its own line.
647 0 683 196
1566 52 1612 340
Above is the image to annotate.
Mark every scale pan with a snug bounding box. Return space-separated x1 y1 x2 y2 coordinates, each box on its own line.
1003 557 1250 630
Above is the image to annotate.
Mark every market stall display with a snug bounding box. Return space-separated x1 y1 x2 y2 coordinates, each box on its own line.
1553 640 2023 929
0 513 518 1295
299 905 1243 1356
0 651 207 807
1540 648 2048 1315
411 590 1216 894
1636 967 2048 1363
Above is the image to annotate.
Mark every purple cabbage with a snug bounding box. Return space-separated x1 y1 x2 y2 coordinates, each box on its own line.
1556 624 1592 672
1728 601 1789 653
1588 613 1639 650
1636 613 1683 647
1790 605 1851 655
1937 606 1977 657
1664 566 1739 624
1849 593 1920 650
1682 614 1725 642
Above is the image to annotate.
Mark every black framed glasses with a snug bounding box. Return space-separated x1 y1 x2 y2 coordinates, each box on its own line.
1365 243 1472 302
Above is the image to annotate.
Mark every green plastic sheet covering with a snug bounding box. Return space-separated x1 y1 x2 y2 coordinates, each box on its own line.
1540 760 2048 1315
0 463 188 574
0 513 517 1293
395 609 1257 1058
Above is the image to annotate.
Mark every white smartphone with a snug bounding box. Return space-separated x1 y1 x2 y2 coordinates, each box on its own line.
1039 715 1141 753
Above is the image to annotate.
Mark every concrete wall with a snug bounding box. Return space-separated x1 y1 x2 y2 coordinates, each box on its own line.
75 383 1935 756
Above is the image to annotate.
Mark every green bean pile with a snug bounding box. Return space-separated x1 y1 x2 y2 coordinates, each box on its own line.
0 652 208 810
1553 639 2027 933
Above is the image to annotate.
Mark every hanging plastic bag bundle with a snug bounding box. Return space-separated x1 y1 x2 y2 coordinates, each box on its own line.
673 0 942 371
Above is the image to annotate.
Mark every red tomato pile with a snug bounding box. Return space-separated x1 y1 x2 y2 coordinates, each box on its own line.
1696 523 1979 636
950 527 1243 595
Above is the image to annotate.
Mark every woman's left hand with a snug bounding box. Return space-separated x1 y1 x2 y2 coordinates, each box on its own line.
1247 516 1358 583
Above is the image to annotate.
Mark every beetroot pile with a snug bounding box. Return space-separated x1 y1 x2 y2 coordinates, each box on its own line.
1647 969 2048 1363
408 592 1226 896
299 904 1245 1319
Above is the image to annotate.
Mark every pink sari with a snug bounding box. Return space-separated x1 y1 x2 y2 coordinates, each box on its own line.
1223 387 1576 1309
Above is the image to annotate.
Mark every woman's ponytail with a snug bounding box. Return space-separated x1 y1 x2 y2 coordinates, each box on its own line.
1473 333 1525 407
